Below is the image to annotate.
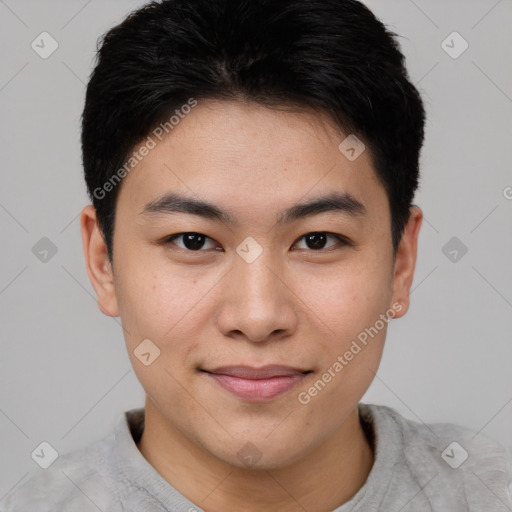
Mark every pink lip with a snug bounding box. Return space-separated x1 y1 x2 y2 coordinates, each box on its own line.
202 365 311 402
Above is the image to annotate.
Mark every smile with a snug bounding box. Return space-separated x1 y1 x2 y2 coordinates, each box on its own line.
201 365 312 402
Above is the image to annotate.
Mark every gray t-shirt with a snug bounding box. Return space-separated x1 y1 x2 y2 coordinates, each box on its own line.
1 403 511 511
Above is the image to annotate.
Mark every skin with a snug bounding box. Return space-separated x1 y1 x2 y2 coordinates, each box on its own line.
80 99 422 512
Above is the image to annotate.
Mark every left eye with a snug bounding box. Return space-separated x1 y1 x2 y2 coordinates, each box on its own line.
293 232 346 251
164 232 347 252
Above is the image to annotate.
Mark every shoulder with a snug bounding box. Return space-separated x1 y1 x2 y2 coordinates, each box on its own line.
0 434 122 512
360 403 512 509
382 404 511 473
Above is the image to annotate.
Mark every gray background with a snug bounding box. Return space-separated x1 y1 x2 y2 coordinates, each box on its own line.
1 0 511 499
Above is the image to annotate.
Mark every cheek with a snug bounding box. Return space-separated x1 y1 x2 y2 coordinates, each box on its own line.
296 275 389 414
300 261 393 337
296 265 392 405
113 262 201 404
113 252 218 350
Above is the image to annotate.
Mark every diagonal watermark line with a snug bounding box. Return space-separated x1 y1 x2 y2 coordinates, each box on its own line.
0 202 29 233
264 264 337 339
113 316 133 337
472 395 512 439
61 368 132 439
0 408 29 439
61 61 85 85
61 264 96 301
0 62 29 92
261 262 350 363
163 367 235 438
369 368 438 438
60 265 133 336
0 0 29 28
163 163 236 236
0 265 28 296
422 215 439 234
265 162 338 235
0 472 30 502
265 472 309 512
472 61 512 104
415 61 440 87
472 266 512 308
61 470 105 511
407 0 439 28
264 409 294 439
162 268 232 338
263 274 345 372
472 0 503 29
470 205 499 233
410 265 438 295
397 472 440 511
61 0 93 29
469 468 512 511
60 210 81 233
197 469 234 506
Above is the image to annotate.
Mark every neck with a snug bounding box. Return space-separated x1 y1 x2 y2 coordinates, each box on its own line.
137 398 374 512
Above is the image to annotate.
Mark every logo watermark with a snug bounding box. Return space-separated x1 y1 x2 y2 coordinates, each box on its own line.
93 97 198 200
298 302 403 405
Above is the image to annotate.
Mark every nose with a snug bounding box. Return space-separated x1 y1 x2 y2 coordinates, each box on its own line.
215 250 298 343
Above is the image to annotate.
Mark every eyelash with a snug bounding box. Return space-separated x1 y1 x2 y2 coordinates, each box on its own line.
162 232 351 253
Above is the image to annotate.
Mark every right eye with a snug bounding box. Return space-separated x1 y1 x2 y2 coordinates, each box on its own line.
163 232 220 252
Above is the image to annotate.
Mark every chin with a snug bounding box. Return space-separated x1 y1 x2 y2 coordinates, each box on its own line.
210 434 311 472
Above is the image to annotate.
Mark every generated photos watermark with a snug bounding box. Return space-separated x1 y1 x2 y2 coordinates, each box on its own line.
93 97 198 200
298 301 403 405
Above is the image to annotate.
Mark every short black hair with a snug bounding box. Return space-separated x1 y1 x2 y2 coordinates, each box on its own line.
81 0 426 262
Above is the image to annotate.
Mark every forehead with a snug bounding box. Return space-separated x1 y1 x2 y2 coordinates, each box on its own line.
117 99 387 224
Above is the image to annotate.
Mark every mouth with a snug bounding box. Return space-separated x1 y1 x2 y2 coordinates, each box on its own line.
200 365 313 402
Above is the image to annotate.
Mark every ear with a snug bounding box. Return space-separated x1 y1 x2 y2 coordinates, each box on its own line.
390 206 423 319
80 205 119 317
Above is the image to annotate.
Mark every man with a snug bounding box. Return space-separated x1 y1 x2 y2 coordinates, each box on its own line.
2 0 511 510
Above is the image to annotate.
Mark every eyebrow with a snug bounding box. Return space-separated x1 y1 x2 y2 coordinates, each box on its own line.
140 191 367 224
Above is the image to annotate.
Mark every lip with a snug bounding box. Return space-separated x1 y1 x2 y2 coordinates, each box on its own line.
201 365 311 402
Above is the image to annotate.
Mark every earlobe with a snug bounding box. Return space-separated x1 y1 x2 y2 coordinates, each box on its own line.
80 205 120 317
390 206 423 319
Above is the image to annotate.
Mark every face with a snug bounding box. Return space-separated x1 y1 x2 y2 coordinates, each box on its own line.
81 99 421 470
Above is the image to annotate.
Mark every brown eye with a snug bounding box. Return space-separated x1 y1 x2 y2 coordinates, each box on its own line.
166 232 217 251
293 232 348 251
